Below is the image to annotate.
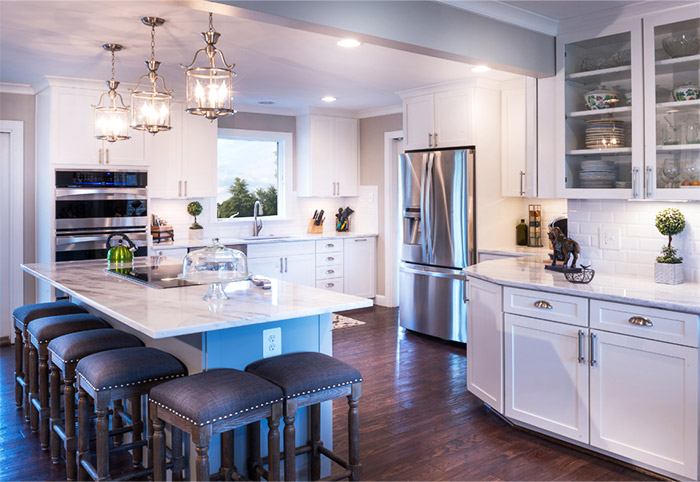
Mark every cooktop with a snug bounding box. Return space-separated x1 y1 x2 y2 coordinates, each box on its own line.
105 264 197 289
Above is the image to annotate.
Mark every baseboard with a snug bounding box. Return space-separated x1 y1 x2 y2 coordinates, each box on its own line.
374 295 388 307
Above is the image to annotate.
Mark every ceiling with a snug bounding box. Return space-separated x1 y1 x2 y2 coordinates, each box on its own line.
0 0 522 114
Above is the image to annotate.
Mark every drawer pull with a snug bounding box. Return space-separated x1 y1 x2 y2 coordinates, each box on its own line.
327 257 335 261
325 244 335 248
326 269 335 274
628 316 653 327
577 330 585 364
326 283 334 288
590 332 597 367
533 300 552 309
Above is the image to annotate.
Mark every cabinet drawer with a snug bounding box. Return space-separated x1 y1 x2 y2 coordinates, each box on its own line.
316 278 343 292
316 265 343 280
316 253 343 267
590 300 699 348
316 239 344 253
504 287 588 327
247 241 315 259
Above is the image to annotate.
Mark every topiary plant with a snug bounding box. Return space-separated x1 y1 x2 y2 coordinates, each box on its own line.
187 201 203 230
655 208 685 264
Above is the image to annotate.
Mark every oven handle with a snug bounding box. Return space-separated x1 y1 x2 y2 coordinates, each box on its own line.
56 233 148 246
55 188 148 199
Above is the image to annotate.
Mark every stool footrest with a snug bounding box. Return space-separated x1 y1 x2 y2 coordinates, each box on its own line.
318 445 349 469
108 439 147 455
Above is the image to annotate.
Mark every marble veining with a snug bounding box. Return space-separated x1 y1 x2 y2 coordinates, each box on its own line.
466 255 700 314
154 233 378 250
22 260 373 339
477 245 551 257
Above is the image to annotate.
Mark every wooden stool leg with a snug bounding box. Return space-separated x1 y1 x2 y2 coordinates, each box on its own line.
65 377 78 481
146 416 154 480
220 430 235 480
347 384 362 481
152 418 166 482
309 403 322 480
112 399 124 447
283 399 298 482
129 396 143 467
268 403 282 482
77 389 90 482
28 342 39 431
194 425 213 482
38 350 50 449
50 364 62 462
247 421 262 481
24 332 32 420
96 398 110 480
15 325 24 408
171 427 184 482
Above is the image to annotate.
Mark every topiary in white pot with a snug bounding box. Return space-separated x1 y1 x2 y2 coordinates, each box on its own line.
187 201 204 240
654 208 685 285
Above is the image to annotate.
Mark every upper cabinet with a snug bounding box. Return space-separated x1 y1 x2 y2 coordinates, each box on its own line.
296 114 359 197
501 77 537 197
402 87 474 150
556 5 700 201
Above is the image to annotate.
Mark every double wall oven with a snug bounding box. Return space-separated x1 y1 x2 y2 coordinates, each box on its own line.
55 170 148 261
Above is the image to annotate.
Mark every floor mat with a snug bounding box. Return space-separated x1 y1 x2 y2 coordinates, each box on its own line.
332 313 367 330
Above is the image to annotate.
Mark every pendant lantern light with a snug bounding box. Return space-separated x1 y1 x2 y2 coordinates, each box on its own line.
182 12 236 121
130 17 173 134
92 44 130 142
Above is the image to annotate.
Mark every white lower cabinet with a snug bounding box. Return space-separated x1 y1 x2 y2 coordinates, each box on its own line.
248 241 316 287
343 237 376 298
505 313 589 442
589 330 698 479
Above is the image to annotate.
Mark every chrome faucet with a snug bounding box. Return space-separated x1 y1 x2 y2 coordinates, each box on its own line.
253 201 263 237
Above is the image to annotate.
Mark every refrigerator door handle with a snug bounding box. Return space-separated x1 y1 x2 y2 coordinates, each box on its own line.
419 155 429 262
399 264 465 280
424 154 434 264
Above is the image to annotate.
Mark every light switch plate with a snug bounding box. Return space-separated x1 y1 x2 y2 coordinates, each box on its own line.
263 327 281 358
599 225 621 250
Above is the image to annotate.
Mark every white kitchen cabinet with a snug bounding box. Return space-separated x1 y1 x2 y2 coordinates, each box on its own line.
402 88 474 150
296 114 359 197
343 237 376 298
248 241 317 287
148 102 218 198
501 77 537 197
504 313 589 442
589 330 698 479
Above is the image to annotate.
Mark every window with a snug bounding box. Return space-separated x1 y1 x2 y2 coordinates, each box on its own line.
216 129 293 220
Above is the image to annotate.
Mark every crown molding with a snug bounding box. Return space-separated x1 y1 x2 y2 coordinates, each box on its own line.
234 103 299 117
0 83 35 95
437 1 559 36
396 78 479 98
358 105 402 119
303 106 360 118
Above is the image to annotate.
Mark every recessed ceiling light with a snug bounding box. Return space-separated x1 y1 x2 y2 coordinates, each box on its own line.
471 65 492 73
258 101 275 105
321 96 337 103
337 39 361 48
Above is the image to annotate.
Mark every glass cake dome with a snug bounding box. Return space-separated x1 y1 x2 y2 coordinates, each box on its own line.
180 238 250 300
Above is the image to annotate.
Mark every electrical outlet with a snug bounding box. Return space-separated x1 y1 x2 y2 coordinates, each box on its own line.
599 226 621 250
262 327 281 358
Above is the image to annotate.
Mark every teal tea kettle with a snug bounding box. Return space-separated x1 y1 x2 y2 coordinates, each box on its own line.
106 233 137 264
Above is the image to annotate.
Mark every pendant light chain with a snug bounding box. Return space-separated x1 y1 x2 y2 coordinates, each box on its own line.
110 49 116 82
208 12 214 30
150 24 156 63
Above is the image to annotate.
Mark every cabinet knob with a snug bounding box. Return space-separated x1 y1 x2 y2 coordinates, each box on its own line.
533 300 552 309
628 316 653 327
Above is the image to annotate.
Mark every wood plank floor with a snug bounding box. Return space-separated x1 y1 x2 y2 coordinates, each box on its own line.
0 306 657 481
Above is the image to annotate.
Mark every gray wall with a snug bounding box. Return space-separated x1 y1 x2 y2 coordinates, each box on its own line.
218 111 295 134
0 92 36 303
360 113 402 297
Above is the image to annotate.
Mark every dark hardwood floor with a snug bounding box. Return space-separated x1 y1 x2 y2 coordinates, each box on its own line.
0 306 657 481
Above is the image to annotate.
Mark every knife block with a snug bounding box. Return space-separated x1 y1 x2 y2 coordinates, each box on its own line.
307 218 324 234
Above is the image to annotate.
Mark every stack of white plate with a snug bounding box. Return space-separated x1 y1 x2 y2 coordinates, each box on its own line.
579 159 616 188
585 119 625 149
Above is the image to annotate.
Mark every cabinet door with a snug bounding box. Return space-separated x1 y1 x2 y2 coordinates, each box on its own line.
590 330 698 479
181 111 218 198
343 237 376 298
284 253 316 287
404 94 435 150
248 256 284 280
467 278 503 413
334 117 359 197
434 89 473 148
55 90 104 165
148 105 182 198
104 130 148 166
309 116 335 197
501 78 537 197
505 314 589 442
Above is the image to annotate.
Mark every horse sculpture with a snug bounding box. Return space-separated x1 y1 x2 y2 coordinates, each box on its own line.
547 227 580 269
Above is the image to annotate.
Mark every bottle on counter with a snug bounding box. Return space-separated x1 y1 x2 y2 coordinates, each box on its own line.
516 219 528 246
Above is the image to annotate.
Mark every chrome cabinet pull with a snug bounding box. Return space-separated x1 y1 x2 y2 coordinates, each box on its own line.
354 238 367 242
98 148 104 165
428 133 433 147
327 256 335 261
519 171 525 196
434 132 438 147
105 148 110 164
326 243 334 248
578 330 585 364
184 180 188 197
646 166 653 198
533 300 552 309
178 180 182 197
590 332 598 367
326 269 334 274
462 279 468 303
326 283 334 288
279 257 283 274
632 167 639 199
628 316 653 327
284 257 288 273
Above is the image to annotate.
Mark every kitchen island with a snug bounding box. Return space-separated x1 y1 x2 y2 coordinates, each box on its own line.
464 256 699 480
21 258 372 478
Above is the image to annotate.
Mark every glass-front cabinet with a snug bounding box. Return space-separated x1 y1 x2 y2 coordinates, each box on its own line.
556 5 700 200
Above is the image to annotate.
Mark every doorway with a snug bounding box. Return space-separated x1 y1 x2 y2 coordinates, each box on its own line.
382 131 404 308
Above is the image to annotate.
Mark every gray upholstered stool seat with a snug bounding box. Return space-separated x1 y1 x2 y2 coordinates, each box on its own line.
246 352 363 481
76 347 188 481
149 369 284 482
47 329 144 479
12 301 87 414
27 313 109 450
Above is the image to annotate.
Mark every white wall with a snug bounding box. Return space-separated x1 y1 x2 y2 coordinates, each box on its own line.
568 199 700 282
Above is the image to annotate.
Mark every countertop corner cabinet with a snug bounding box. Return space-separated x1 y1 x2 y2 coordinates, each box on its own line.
468 279 699 480
556 5 700 200
296 114 359 197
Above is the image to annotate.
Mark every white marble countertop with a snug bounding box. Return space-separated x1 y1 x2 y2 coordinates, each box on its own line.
465 255 700 315
22 259 373 339
478 244 551 257
152 232 378 250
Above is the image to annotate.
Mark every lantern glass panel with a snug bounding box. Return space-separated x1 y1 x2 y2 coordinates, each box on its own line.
131 92 172 133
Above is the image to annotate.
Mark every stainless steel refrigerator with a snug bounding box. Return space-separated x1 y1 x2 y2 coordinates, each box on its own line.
399 146 475 343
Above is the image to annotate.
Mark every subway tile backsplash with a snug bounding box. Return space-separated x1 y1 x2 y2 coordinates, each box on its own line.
568 199 700 282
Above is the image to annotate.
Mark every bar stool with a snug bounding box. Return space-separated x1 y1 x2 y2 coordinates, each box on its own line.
27 313 110 450
13 301 87 415
48 328 144 480
76 347 188 481
246 352 363 481
149 368 284 482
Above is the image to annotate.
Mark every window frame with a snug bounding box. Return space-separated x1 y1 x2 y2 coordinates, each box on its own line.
215 128 294 222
